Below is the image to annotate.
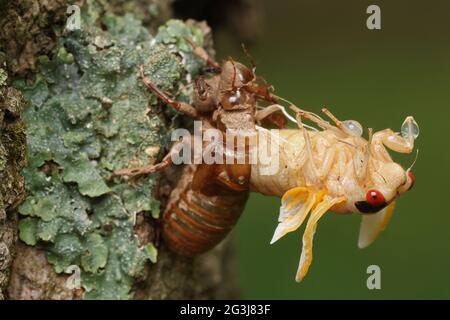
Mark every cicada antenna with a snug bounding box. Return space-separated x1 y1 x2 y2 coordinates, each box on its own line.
407 149 419 173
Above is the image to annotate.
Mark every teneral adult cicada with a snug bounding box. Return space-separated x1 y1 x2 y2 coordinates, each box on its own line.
113 41 419 282
251 104 418 281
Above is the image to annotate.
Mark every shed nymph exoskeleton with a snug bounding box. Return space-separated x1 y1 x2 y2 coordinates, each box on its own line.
111 39 283 256
251 103 419 281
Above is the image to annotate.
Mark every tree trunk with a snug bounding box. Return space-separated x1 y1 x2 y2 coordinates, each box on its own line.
0 0 240 300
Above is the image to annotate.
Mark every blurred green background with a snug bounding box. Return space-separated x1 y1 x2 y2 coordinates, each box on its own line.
214 0 450 299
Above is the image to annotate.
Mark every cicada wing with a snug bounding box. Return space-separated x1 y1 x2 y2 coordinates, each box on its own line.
358 201 396 249
270 187 315 244
295 195 346 282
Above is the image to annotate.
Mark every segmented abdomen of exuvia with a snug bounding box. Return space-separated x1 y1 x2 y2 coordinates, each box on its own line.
162 165 249 257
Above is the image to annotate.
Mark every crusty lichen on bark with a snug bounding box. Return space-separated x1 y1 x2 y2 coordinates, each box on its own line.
0 0 175 78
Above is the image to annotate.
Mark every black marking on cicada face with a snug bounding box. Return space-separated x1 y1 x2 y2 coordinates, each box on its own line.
355 189 387 214
355 200 387 214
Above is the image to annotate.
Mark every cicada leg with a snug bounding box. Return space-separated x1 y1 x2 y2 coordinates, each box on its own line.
255 104 289 128
295 113 336 183
110 139 189 179
184 37 221 72
371 116 418 156
139 65 198 118
321 107 364 137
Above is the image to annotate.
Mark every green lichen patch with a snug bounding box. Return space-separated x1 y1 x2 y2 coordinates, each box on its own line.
15 2 208 299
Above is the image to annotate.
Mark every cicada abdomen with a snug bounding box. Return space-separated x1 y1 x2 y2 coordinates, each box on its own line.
162 164 250 256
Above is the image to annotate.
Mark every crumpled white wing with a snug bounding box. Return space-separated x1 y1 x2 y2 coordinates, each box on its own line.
295 196 346 282
270 188 315 244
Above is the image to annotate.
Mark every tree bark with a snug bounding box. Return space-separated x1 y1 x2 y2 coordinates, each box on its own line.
0 72 26 299
0 0 240 300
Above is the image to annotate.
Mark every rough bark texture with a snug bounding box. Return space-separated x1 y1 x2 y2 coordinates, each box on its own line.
0 74 26 299
0 0 70 77
0 0 242 300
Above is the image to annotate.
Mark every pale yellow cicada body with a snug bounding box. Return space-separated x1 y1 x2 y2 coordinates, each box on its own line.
251 105 419 282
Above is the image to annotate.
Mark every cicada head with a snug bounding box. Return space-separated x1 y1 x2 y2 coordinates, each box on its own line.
353 116 419 215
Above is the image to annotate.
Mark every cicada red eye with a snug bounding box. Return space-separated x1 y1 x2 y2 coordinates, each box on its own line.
408 171 415 190
366 189 386 207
